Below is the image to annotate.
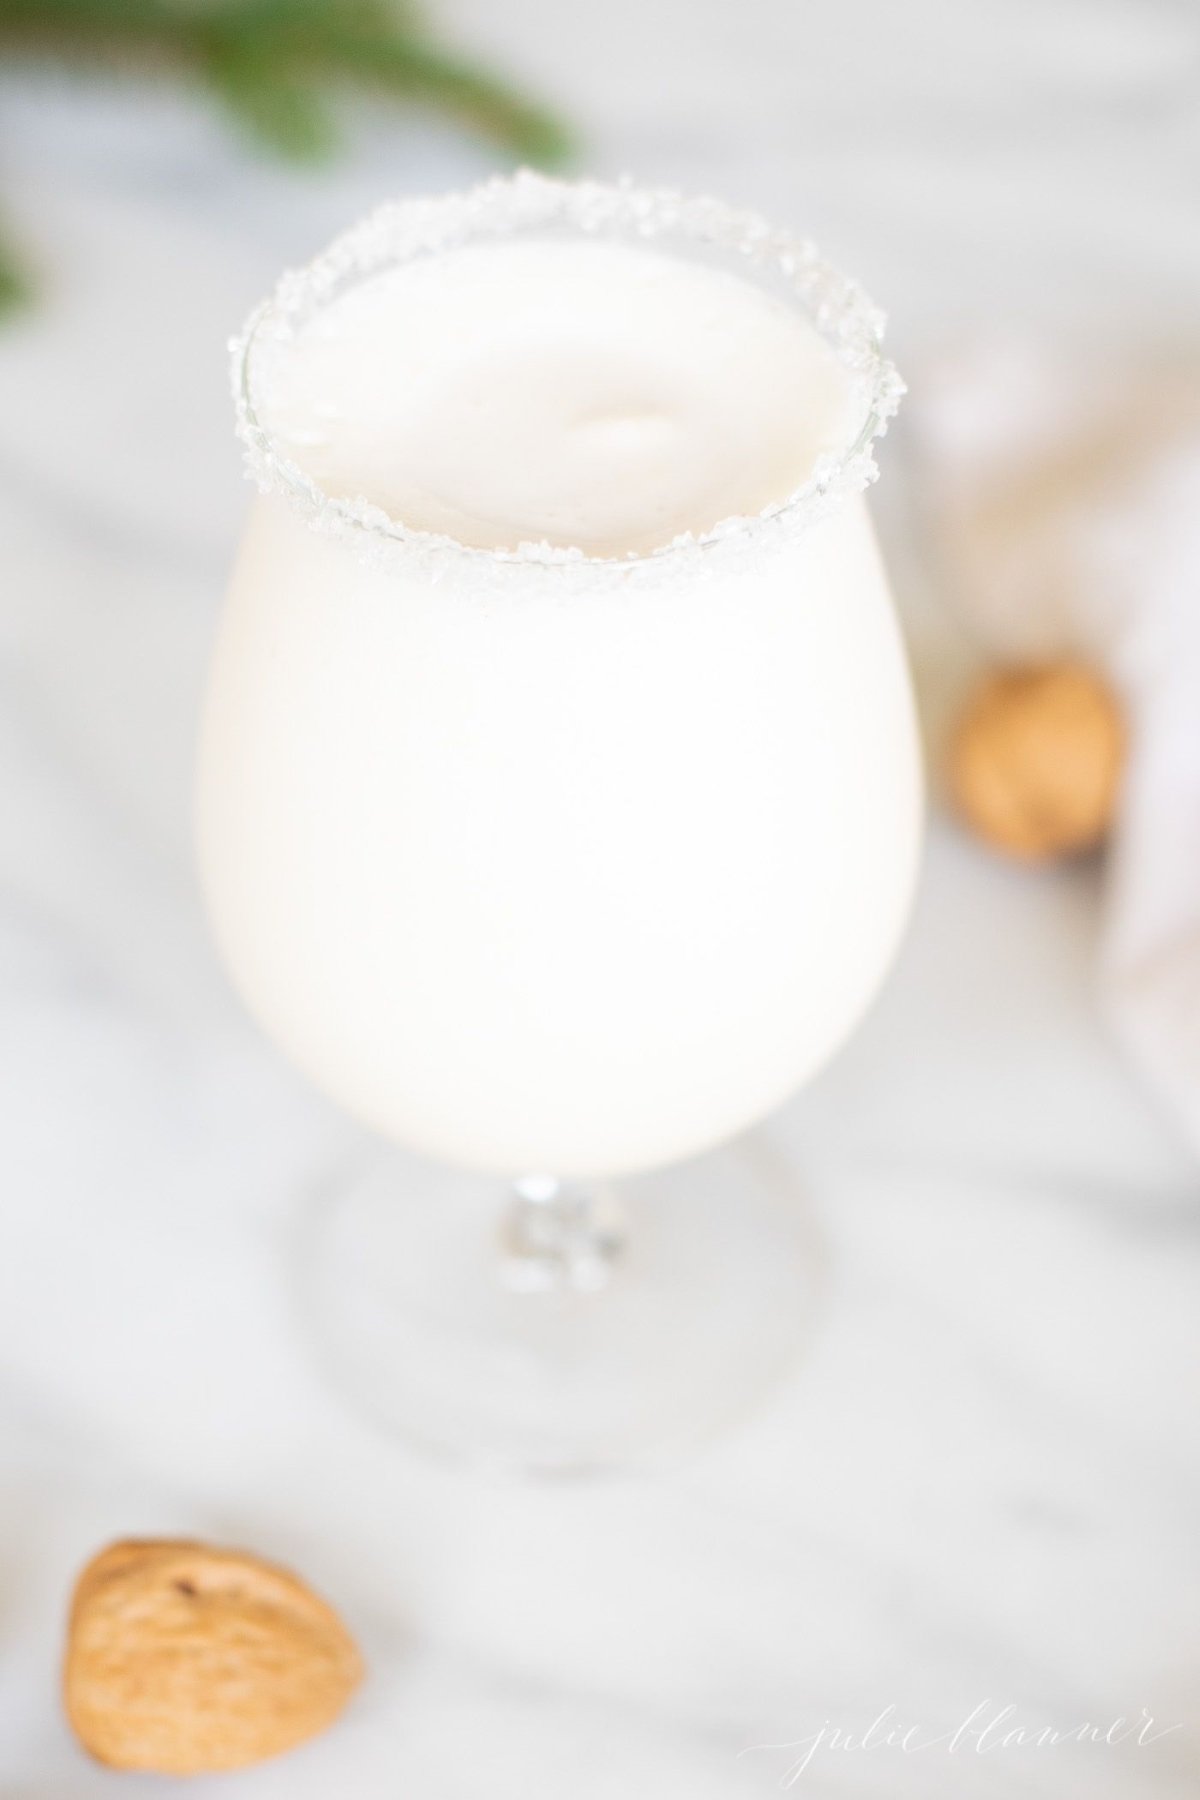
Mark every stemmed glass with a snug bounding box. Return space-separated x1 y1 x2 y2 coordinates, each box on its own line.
197 176 921 1474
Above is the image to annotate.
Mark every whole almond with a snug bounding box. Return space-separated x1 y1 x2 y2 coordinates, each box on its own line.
950 661 1124 861
63 1539 363 1773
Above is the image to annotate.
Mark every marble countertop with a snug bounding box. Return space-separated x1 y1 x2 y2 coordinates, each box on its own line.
1 0 1198 1793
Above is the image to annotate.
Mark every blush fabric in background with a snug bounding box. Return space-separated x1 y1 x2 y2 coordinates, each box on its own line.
910 345 1200 1157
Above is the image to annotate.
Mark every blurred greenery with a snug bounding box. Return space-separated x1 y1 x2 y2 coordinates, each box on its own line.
0 227 29 308
0 0 573 309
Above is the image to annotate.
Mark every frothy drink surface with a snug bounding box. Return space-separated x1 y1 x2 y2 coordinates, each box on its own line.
259 237 857 557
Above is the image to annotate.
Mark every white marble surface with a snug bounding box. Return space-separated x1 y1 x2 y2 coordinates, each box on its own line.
2 1 1199 1793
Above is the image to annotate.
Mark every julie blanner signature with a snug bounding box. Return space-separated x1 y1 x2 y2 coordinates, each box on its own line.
742 1702 1183 1786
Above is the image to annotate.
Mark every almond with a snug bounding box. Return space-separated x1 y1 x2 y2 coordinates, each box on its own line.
949 661 1124 861
63 1538 363 1773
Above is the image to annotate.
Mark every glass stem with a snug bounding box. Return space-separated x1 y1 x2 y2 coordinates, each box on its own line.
498 1175 625 1295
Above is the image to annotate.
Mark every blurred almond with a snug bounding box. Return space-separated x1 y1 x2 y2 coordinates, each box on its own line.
63 1538 363 1774
950 661 1124 861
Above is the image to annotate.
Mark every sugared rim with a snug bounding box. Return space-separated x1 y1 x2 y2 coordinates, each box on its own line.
231 171 905 584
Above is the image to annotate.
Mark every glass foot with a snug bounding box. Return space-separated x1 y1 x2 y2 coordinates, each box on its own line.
294 1137 823 1476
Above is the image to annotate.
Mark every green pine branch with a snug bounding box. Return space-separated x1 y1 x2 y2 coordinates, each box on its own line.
0 0 574 308
0 227 30 310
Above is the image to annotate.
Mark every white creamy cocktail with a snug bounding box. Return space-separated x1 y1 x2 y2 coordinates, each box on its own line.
198 177 920 1470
